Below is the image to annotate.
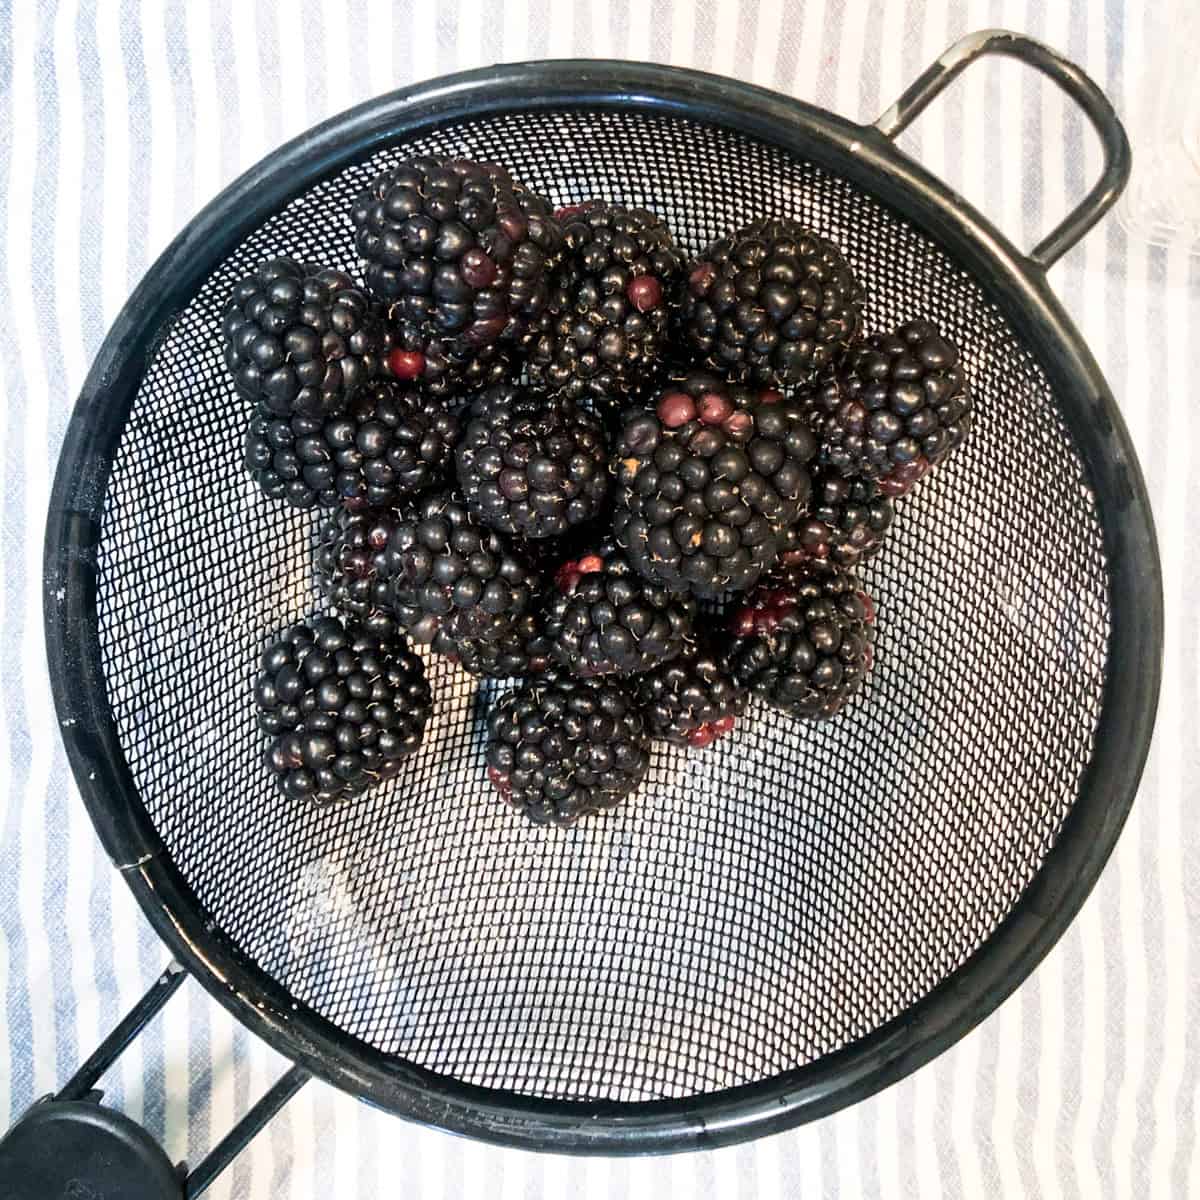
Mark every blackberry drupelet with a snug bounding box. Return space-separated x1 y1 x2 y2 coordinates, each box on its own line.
525 201 686 412
244 405 340 510
455 383 609 538
451 612 553 678
387 490 539 646
314 507 403 642
612 373 817 597
223 257 385 417
778 464 894 570
323 379 460 510
805 318 973 496
679 217 863 389
351 157 561 397
254 615 432 805
635 645 747 748
723 563 876 719
544 545 694 676
485 671 650 825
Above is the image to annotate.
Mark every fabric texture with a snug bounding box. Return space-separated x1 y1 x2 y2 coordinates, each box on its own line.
1 1 1195 1196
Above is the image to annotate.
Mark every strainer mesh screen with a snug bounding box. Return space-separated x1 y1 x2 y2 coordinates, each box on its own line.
93 110 1109 1103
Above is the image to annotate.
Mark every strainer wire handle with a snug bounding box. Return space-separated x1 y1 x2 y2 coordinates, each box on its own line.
874 28 1131 270
9 961 309 1197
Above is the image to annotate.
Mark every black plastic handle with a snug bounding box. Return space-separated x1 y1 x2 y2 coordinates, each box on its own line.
874 28 1132 270
0 963 309 1200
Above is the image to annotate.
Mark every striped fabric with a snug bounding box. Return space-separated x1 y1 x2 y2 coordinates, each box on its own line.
1 1 1194 1196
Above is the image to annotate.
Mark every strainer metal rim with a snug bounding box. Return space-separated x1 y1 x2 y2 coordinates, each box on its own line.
43 50 1161 1153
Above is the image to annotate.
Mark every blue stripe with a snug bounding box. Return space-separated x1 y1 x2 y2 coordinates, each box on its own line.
302 0 326 122
0 0 33 1125
33 0 76 1096
256 0 282 149
120 0 149 293
229 1024 253 1199
437 0 458 76
1173 249 1200 1200
313 1085 335 1200
164 0 194 226
210 0 239 182
345 0 369 107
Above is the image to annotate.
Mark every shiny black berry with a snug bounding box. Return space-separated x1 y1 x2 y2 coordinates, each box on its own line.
244 406 340 510
804 318 972 496
485 671 650 825
351 157 562 396
724 563 875 719
525 202 685 415
321 379 460 510
635 645 747 747
612 373 816 597
254 615 432 804
544 545 694 676
778 464 894 570
314 507 405 641
450 611 553 678
223 257 386 417
679 217 863 388
385 491 539 646
455 383 609 538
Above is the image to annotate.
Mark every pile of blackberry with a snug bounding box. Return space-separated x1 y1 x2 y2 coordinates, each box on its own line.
225 158 975 826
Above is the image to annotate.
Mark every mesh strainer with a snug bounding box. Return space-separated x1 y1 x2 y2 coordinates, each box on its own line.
22 28 1161 1196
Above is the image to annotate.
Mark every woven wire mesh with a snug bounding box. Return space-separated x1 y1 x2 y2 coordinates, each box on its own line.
93 109 1109 1104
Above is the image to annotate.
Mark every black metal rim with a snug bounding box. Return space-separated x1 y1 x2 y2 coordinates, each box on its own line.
43 58 1162 1153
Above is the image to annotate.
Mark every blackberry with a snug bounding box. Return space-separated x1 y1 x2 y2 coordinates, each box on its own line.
254 615 432 805
244 379 459 512
680 217 863 388
381 313 515 400
245 405 340 510
351 157 561 397
451 612 553 678
525 201 685 412
223 257 385 417
455 384 609 538
387 491 538 645
635 646 747 748
805 318 973 496
724 563 875 719
485 672 650 826
323 379 460 510
613 373 816 598
778 464 894 571
314 507 403 642
544 545 694 676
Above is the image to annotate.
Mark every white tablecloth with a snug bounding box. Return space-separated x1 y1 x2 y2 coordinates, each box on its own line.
2 1 1195 1196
